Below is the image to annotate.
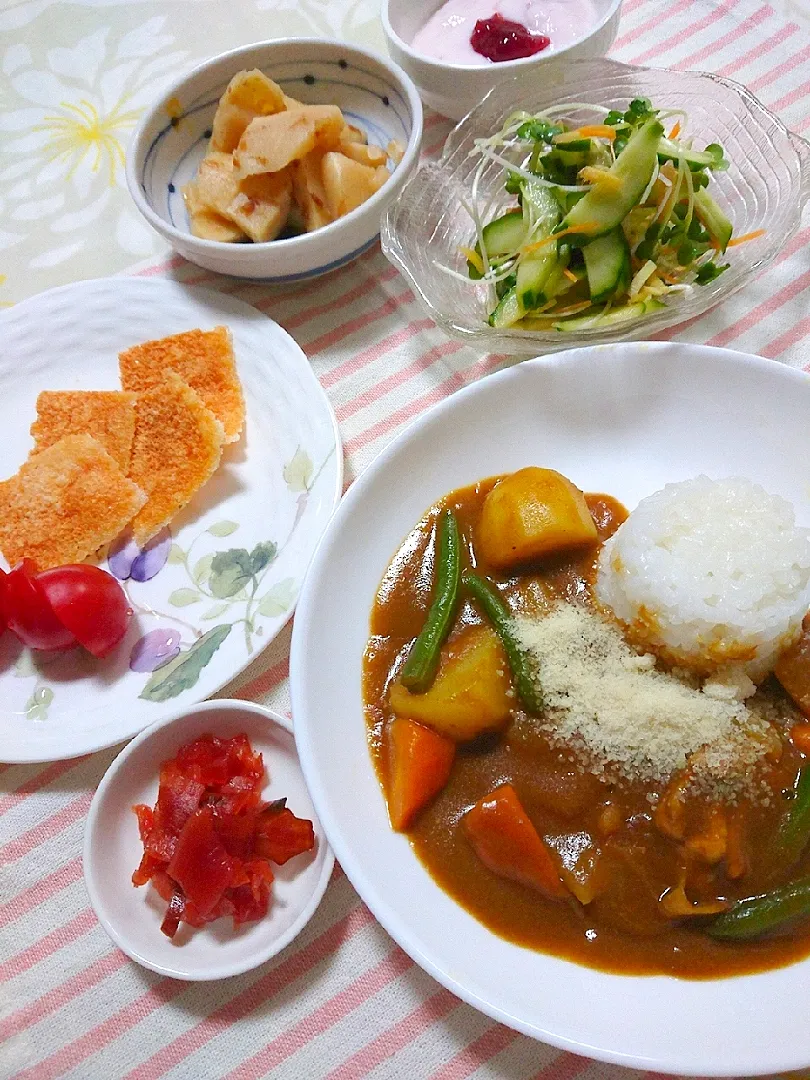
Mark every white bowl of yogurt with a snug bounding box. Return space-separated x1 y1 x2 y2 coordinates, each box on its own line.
382 0 623 119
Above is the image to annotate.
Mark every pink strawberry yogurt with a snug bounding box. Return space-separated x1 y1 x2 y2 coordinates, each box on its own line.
411 0 600 65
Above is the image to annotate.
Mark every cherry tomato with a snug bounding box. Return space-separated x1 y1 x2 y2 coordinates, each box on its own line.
0 567 7 634
37 565 132 659
4 560 76 651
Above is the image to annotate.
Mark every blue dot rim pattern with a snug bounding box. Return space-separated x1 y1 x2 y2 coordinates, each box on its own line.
242 234 378 281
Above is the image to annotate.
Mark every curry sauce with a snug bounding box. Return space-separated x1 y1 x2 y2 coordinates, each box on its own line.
363 481 810 978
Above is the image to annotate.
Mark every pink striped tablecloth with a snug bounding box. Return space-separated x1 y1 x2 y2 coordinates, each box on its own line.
3 0 810 1076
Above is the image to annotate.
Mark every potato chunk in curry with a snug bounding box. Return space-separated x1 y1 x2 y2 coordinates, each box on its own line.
389 624 512 742
477 466 598 569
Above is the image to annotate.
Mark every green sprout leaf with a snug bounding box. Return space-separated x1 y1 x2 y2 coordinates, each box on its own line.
695 261 730 285
704 142 729 171
515 119 563 143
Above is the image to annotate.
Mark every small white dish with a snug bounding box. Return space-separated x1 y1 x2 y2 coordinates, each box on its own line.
0 277 341 764
84 699 333 981
291 340 810 1075
126 38 423 281
382 0 622 120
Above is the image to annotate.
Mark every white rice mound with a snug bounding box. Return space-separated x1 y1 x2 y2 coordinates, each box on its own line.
594 476 810 685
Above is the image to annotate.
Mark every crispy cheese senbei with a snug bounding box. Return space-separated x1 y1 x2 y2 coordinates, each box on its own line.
129 373 225 545
0 433 146 570
119 326 245 443
30 390 137 472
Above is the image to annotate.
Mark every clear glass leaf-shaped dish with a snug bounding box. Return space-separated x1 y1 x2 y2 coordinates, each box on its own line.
381 59 810 354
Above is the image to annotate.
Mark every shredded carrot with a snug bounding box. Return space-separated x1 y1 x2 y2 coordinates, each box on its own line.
660 161 679 183
519 299 594 325
726 229 766 247
522 223 598 254
575 125 617 141
790 724 810 756
668 121 681 139
459 245 484 274
563 267 579 283
551 300 594 317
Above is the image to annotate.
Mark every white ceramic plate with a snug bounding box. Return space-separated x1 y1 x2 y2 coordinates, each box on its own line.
0 277 341 763
290 341 810 1077
84 700 334 980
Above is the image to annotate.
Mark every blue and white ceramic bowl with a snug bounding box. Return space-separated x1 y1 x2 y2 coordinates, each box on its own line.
126 39 423 281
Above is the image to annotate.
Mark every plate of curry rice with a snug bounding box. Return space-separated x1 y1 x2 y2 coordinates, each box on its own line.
291 340 810 1076
0 277 341 763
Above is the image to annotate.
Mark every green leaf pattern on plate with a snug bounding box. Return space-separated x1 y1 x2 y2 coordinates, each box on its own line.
258 577 297 617
168 588 201 608
140 625 232 702
15 446 327 719
207 520 239 537
124 445 325 703
26 685 54 722
283 447 314 492
209 549 256 599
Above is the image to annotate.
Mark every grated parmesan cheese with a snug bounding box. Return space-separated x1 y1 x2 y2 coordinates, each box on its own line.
512 603 776 787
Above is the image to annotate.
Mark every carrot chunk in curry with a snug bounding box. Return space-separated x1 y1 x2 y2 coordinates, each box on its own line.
386 718 455 831
463 783 569 900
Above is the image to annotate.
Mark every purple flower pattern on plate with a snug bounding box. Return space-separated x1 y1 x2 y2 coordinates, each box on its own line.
109 529 171 582
130 628 182 673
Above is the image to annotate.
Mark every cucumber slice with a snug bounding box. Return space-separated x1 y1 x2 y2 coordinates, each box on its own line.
468 210 526 278
491 251 570 329
693 188 733 253
481 210 526 255
559 118 664 243
553 297 665 332
656 138 720 169
552 135 593 153
541 149 588 172
521 179 560 225
515 181 561 308
535 256 572 305
583 228 631 303
489 287 522 329
517 248 557 309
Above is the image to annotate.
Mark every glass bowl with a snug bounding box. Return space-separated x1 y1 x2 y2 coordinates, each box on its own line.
381 59 810 355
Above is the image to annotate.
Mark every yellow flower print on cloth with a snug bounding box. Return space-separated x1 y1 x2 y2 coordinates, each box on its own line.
0 19 189 281
35 97 142 187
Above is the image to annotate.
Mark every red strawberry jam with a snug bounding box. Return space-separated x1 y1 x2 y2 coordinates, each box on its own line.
470 13 551 62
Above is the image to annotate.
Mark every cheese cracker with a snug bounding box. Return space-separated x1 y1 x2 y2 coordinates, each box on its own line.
31 390 137 472
119 326 244 444
0 434 146 570
129 373 225 545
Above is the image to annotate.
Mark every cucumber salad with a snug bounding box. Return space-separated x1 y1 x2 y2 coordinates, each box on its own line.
455 98 759 332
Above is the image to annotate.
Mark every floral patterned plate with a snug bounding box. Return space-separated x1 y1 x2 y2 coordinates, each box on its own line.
0 276 342 763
